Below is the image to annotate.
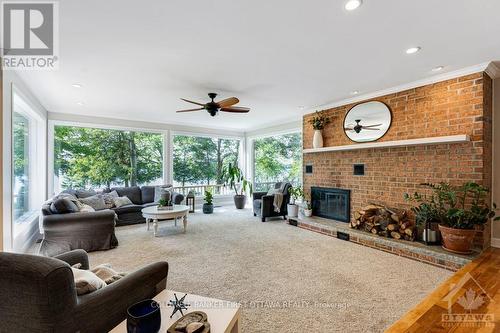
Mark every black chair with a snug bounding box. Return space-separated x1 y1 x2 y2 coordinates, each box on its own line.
253 182 292 222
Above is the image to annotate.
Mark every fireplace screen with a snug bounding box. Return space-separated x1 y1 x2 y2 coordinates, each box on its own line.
311 187 351 222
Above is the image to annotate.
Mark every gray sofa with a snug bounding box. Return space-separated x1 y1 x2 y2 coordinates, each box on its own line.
0 249 168 333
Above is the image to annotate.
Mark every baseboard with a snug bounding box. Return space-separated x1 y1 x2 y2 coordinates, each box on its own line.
491 237 500 248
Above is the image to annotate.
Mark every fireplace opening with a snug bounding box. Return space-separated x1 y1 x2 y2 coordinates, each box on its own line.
311 187 351 222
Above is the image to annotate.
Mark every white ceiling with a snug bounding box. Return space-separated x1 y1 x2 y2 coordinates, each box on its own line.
15 0 500 131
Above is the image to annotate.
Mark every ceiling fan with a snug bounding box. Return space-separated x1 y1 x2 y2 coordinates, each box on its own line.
176 93 250 117
344 119 382 133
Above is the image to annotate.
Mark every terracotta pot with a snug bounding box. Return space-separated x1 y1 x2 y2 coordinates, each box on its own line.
438 224 476 254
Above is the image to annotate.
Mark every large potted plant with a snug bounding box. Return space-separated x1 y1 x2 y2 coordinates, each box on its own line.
203 187 214 214
405 182 499 254
308 110 331 148
287 186 304 218
222 163 253 209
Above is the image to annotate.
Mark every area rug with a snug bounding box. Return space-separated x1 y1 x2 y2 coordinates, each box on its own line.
88 207 451 332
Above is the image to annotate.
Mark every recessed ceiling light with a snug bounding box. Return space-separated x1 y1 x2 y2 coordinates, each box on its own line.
432 66 444 72
345 0 362 11
76 101 84 106
406 47 421 54
72 83 82 88
351 90 360 95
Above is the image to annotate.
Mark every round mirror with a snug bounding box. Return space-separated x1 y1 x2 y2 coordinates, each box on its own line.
343 101 392 142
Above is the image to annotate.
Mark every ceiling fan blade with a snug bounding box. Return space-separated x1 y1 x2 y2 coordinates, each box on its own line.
180 98 205 106
363 123 383 128
361 127 380 130
217 97 239 108
344 127 354 131
220 106 250 113
176 107 205 113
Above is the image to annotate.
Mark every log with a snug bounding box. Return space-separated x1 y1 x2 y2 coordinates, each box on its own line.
390 231 402 239
404 228 414 237
391 214 399 222
387 224 398 231
400 221 412 230
354 211 361 220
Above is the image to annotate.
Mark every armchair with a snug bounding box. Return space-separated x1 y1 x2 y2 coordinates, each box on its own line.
0 249 168 333
253 182 292 222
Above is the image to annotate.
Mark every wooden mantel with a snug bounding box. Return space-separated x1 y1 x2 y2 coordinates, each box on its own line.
303 135 470 154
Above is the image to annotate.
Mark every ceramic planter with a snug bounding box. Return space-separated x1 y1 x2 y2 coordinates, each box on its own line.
312 130 323 148
287 204 299 218
202 203 213 214
303 209 312 217
438 224 476 254
233 195 246 209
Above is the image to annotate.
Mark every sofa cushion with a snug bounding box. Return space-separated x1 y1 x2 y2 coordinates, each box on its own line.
112 204 143 215
75 189 97 199
141 186 156 204
50 198 80 214
78 195 107 211
113 196 133 208
102 190 119 209
111 186 142 205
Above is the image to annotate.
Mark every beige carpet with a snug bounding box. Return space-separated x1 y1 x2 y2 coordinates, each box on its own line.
88 207 451 333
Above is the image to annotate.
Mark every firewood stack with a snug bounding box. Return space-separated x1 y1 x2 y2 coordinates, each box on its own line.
350 204 416 241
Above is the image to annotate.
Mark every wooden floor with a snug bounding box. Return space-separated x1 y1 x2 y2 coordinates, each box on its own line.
386 247 499 332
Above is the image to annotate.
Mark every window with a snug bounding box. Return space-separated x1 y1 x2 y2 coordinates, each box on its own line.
53 126 164 192
253 132 302 191
173 135 240 188
12 92 45 232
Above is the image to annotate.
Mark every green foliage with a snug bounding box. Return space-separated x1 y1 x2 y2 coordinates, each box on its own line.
173 135 239 187
222 163 252 196
308 110 331 130
54 126 163 188
254 133 302 190
405 182 500 230
204 187 213 205
289 186 304 201
158 198 168 207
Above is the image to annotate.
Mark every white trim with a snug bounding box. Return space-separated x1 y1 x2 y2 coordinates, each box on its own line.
306 62 491 113
171 130 243 141
486 62 500 79
491 238 500 248
245 120 302 139
303 135 470 154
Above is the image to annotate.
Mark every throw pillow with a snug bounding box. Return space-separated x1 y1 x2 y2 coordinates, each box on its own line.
79 203 96 213
78 194 107 211
91 264 127 284
71 264 107 295
50 198 80 214
102 190 119 209
113 196 133 208
154 185 173 202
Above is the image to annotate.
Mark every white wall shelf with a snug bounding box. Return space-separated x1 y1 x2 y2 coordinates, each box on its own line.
303 134 470 154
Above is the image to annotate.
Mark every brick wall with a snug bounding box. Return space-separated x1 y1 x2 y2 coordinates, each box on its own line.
303 72 493 249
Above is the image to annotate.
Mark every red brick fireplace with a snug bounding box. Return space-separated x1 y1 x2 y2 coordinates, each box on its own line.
302 72 493 251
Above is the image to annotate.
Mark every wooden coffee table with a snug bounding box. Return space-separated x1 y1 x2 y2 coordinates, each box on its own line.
109 290 241 333
142 205 190 237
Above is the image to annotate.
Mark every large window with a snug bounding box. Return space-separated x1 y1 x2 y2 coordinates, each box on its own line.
54 126 164 192
173 135 240 188
253 132 302 191
12 92 45 232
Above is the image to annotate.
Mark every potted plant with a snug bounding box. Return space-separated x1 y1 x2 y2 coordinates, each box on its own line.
203 187 214 214
303 200 313 217
308 110 331 148
222 163 253 209
287 186 304 218
405 182 499 254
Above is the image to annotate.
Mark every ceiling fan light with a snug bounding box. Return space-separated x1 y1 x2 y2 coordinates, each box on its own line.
345 0 362 11
406 47 421 54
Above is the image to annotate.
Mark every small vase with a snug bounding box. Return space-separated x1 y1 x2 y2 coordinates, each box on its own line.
312 130 323 148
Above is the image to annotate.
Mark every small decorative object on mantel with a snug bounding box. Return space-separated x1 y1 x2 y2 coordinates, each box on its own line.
168 293 190 318
405 182 499 254
351 203 416 241
158 191 173 210
308 110 331 148
167 311 210 333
